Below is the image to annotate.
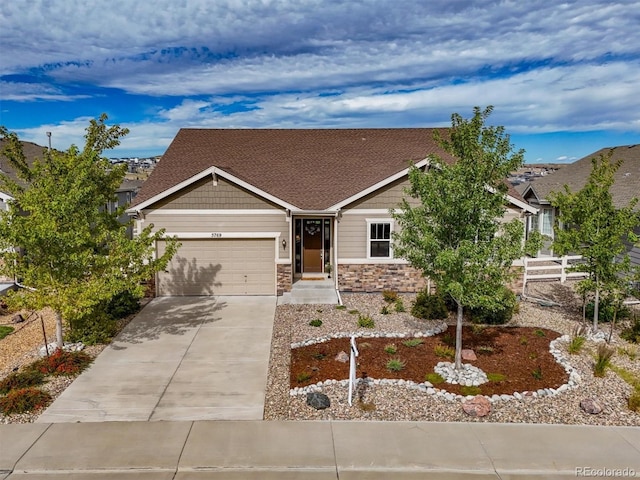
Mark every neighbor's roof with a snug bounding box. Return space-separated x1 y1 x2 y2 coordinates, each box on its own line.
131 128 526 211
0 139 48 189
524 144 640 211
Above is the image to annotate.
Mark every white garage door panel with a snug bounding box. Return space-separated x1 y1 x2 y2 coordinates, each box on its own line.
158 239 275 296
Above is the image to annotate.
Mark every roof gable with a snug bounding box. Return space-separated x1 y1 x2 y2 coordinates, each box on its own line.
523 145 640 211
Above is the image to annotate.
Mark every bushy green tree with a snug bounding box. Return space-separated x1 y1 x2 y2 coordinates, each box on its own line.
0 115 179 346
392 106 539 369
549 152 639 331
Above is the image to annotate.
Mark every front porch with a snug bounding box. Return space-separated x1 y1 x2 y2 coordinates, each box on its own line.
277 275 339 305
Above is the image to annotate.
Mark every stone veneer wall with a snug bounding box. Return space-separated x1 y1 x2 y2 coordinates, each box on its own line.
277 264 292 295
338 263 427 293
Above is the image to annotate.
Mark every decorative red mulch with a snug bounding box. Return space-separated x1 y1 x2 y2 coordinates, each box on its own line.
290 325 568 396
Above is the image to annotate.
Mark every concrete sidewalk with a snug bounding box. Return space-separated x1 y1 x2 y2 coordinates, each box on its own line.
2 420 639 478
37 296 276 423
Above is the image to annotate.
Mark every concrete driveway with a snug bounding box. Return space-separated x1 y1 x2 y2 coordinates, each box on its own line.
37 296 276 423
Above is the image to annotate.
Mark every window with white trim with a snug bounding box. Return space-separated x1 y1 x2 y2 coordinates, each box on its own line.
367 219 393 259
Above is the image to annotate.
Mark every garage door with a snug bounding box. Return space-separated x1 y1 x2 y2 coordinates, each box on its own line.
157 239 275 296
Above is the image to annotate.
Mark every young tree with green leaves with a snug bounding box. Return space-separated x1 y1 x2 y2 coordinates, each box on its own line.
0 115 179 347
392 106 539 369
549 152 639 331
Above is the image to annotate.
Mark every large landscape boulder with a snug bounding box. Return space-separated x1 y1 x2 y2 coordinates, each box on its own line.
462 396 491 417
306 392 331 410
580 398 603 415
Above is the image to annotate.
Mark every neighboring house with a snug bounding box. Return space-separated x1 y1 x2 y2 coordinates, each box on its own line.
112 179 144 238
521 144 640 264
127 128 536 297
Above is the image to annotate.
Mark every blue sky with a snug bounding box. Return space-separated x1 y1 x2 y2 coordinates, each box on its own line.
1 1 640 163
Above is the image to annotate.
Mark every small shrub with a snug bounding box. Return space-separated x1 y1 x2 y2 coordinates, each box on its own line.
311 352 326 360
348 309 359 315
0 387 52 415
296 372 312 383
67 308 118 345
386 357 406 372
309 319 323 327
531 367 543 380
425 372 445 384
568 336 586 355
519 336 528 346
534 329 546 337
441 332 455 347
380 305 390 315
384 344 398 354
621 315 640 344
434 344 455 360
395 298 405 313
629 391 640 413
594 344 615 377
402 338 423 347
528 352 538 360
461 386 481 396
468 287 517 325
382 290 399 303
28 349 93 376
586 300 631 323
411 290 448 320
0 370 45 395
0 325 14 340
316 309 323 313
105 290 141 319
335 305 347 310
357 314 375 329
358 401 376 412
477 345 494 355
471 324 485 335
618 345 638 361
486 372 506 382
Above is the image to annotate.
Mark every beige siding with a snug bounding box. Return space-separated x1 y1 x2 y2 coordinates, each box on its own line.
345 177 420 210
144 212 290 259
153 176 280 210
338 213 380 259
500 205 523 224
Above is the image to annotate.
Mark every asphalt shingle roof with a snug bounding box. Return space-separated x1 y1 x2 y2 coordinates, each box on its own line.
132 128 525 211
525 144 640 211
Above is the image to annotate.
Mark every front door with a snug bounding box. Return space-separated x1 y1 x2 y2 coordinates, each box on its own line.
302 219 323 272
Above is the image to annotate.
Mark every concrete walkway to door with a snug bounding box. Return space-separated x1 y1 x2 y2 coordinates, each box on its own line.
37 296 276 423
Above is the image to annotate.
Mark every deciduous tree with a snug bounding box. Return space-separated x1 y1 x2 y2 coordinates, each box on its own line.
549 152 639 331
0 115 179 346
392 106 539 369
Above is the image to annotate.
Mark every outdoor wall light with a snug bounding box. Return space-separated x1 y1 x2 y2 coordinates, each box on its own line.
282 238 287 249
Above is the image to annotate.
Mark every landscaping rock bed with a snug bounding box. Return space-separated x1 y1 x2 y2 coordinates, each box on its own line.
264 287 640 425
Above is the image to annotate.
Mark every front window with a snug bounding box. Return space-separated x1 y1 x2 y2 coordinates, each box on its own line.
368 220 393 258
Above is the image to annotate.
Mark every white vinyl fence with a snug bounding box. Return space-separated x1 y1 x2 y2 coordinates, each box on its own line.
522 255 587 295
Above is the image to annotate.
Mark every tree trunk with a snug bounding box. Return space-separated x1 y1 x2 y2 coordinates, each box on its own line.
55 311 63 347
455 303 463 370
608 307 617 344
593 281 600 332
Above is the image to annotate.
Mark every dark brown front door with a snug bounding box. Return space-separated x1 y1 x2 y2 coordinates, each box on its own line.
303 219 323 272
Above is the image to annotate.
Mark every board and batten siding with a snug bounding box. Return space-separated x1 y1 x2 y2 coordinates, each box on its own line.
346 177 419 210
152 176 281 210
625 225 640 267
143 212 290 259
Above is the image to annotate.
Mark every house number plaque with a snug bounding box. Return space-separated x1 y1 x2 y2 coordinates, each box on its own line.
211 233 223 238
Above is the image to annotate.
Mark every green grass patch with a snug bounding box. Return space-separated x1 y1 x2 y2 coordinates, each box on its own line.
402 338 424 348
0 325 14 340
486 372 506 382
461 386 481 396
425 372 445 384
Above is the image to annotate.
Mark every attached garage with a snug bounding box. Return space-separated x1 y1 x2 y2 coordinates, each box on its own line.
157 238 276 296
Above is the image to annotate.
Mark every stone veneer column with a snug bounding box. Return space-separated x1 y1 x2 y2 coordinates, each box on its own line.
277 264 292 295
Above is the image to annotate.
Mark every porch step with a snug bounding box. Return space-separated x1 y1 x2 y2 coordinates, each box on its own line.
278 279 339 305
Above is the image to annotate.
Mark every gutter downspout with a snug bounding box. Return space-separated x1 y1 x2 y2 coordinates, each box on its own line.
334 210 342 305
